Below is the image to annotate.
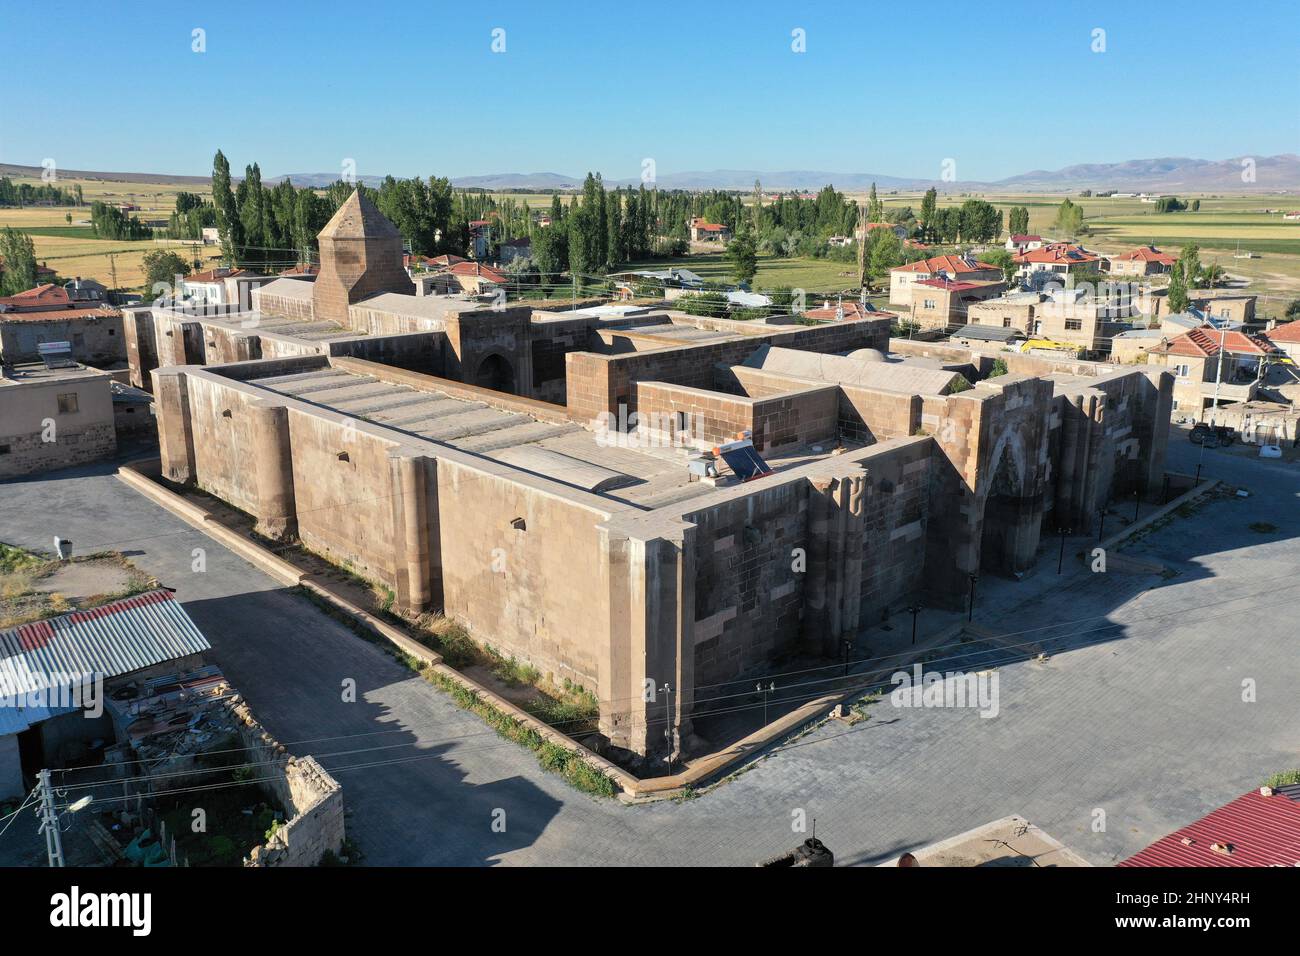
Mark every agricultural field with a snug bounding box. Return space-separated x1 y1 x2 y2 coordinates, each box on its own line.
872 190 1300 306
0 175 216 288
619 251 860 295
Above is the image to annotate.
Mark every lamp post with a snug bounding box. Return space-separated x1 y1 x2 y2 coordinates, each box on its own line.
1057 526 1071 574
967 573 978 622
756 681 776 726
906 604 922 646
659 683 673 774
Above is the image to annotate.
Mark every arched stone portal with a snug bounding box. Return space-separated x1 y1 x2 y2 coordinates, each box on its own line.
474 353 516 393
977 430 1044 577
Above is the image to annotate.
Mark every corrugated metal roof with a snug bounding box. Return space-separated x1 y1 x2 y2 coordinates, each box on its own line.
0 590 210 736
1118 789 1300 867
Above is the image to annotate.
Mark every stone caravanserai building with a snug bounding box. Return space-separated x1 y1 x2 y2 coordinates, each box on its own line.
128 192 1173 761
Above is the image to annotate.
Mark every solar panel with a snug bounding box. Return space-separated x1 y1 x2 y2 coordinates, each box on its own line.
37 340 77 369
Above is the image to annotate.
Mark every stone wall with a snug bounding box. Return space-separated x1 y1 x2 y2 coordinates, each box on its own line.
0 373 117 478
0 312 125 366
566 318 890 425
223 698 345 868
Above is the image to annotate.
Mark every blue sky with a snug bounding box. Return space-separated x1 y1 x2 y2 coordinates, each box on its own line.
2 0 1295 182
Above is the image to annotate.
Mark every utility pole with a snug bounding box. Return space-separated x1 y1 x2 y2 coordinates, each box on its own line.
1209 323 1228 425
659 683 673 775
37 770 64 868
907 604 922 646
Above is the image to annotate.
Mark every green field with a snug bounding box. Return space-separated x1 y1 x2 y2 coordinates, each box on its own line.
620 252 860 295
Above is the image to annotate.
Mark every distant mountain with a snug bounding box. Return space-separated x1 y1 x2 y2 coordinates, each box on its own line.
0 162 210 186
5 155 1297 194
264 172 388 188
605 169 928 191
449 172 583 190
993 155 1300 192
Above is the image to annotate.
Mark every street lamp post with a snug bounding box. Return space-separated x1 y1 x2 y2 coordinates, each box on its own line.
967 573 978 622
906 604 922 646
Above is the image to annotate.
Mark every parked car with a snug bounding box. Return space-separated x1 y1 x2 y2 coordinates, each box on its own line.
1189 424 1236 446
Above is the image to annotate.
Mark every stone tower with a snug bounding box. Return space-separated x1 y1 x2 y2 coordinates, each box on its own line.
312 190 413 325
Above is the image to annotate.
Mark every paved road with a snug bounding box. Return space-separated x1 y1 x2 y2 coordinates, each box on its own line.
1 439 1296 866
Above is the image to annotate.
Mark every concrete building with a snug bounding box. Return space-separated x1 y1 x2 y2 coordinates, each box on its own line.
889 255 1002 307
0 362 117 478
908 277 1006 331
1189 290 1257 326
1263 319 1300 362
146 192 1173 765
966 291 1043 337
1108 245 1176 276
1031 287 1139 355
1013 242 1102 279
181 268 275 308
688 218 730 243
0 284 124 367
1146 327 1280 420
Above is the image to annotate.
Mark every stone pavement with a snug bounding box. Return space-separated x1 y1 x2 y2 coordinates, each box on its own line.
1 435 1296 866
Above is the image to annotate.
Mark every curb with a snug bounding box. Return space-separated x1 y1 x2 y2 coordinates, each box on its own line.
1099 479 1220 553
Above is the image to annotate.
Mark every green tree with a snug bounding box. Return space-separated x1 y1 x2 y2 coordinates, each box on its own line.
211 150 242 264
0 227 38 294
1008 206 1030 236
724 224 759 285
919 188 937 241
958 199 1000 242
141 249 191 297
867 182 883 223
1053 199 1084 237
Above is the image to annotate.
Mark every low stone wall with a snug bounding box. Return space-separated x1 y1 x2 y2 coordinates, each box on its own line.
226 697 345 868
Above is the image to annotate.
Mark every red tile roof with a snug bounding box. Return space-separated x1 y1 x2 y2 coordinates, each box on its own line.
1264 321 1300 344
468 220 492 228
1151 327 1279 358
1119 788 1300 867
915 278 993 292
1013 244 1100 265
446 261 507 283
893 255 999 275
185 268 249 283
0 283 71 307
1118 245 1177 265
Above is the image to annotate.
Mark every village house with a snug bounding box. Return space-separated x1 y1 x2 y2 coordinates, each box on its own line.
856 222 907 241
0 361 117 477
445 260 508 296
1031 286 1140 356
181 268 273 308
888 254 1003 306
0 284 124 367
1005 234 1045 254
965 291 1043 337
908 277 1006 331
688 217 731 243
1013 242 1103 280
498 237 532 264
469 220 492 258
1262 319 1300 362
1108 245 1177 276
1146 327 1280 419
1189 290 1257 326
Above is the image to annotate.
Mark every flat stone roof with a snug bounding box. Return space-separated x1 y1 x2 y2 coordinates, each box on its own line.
0 362 111 386
746 344 963 395
245 365 846 510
